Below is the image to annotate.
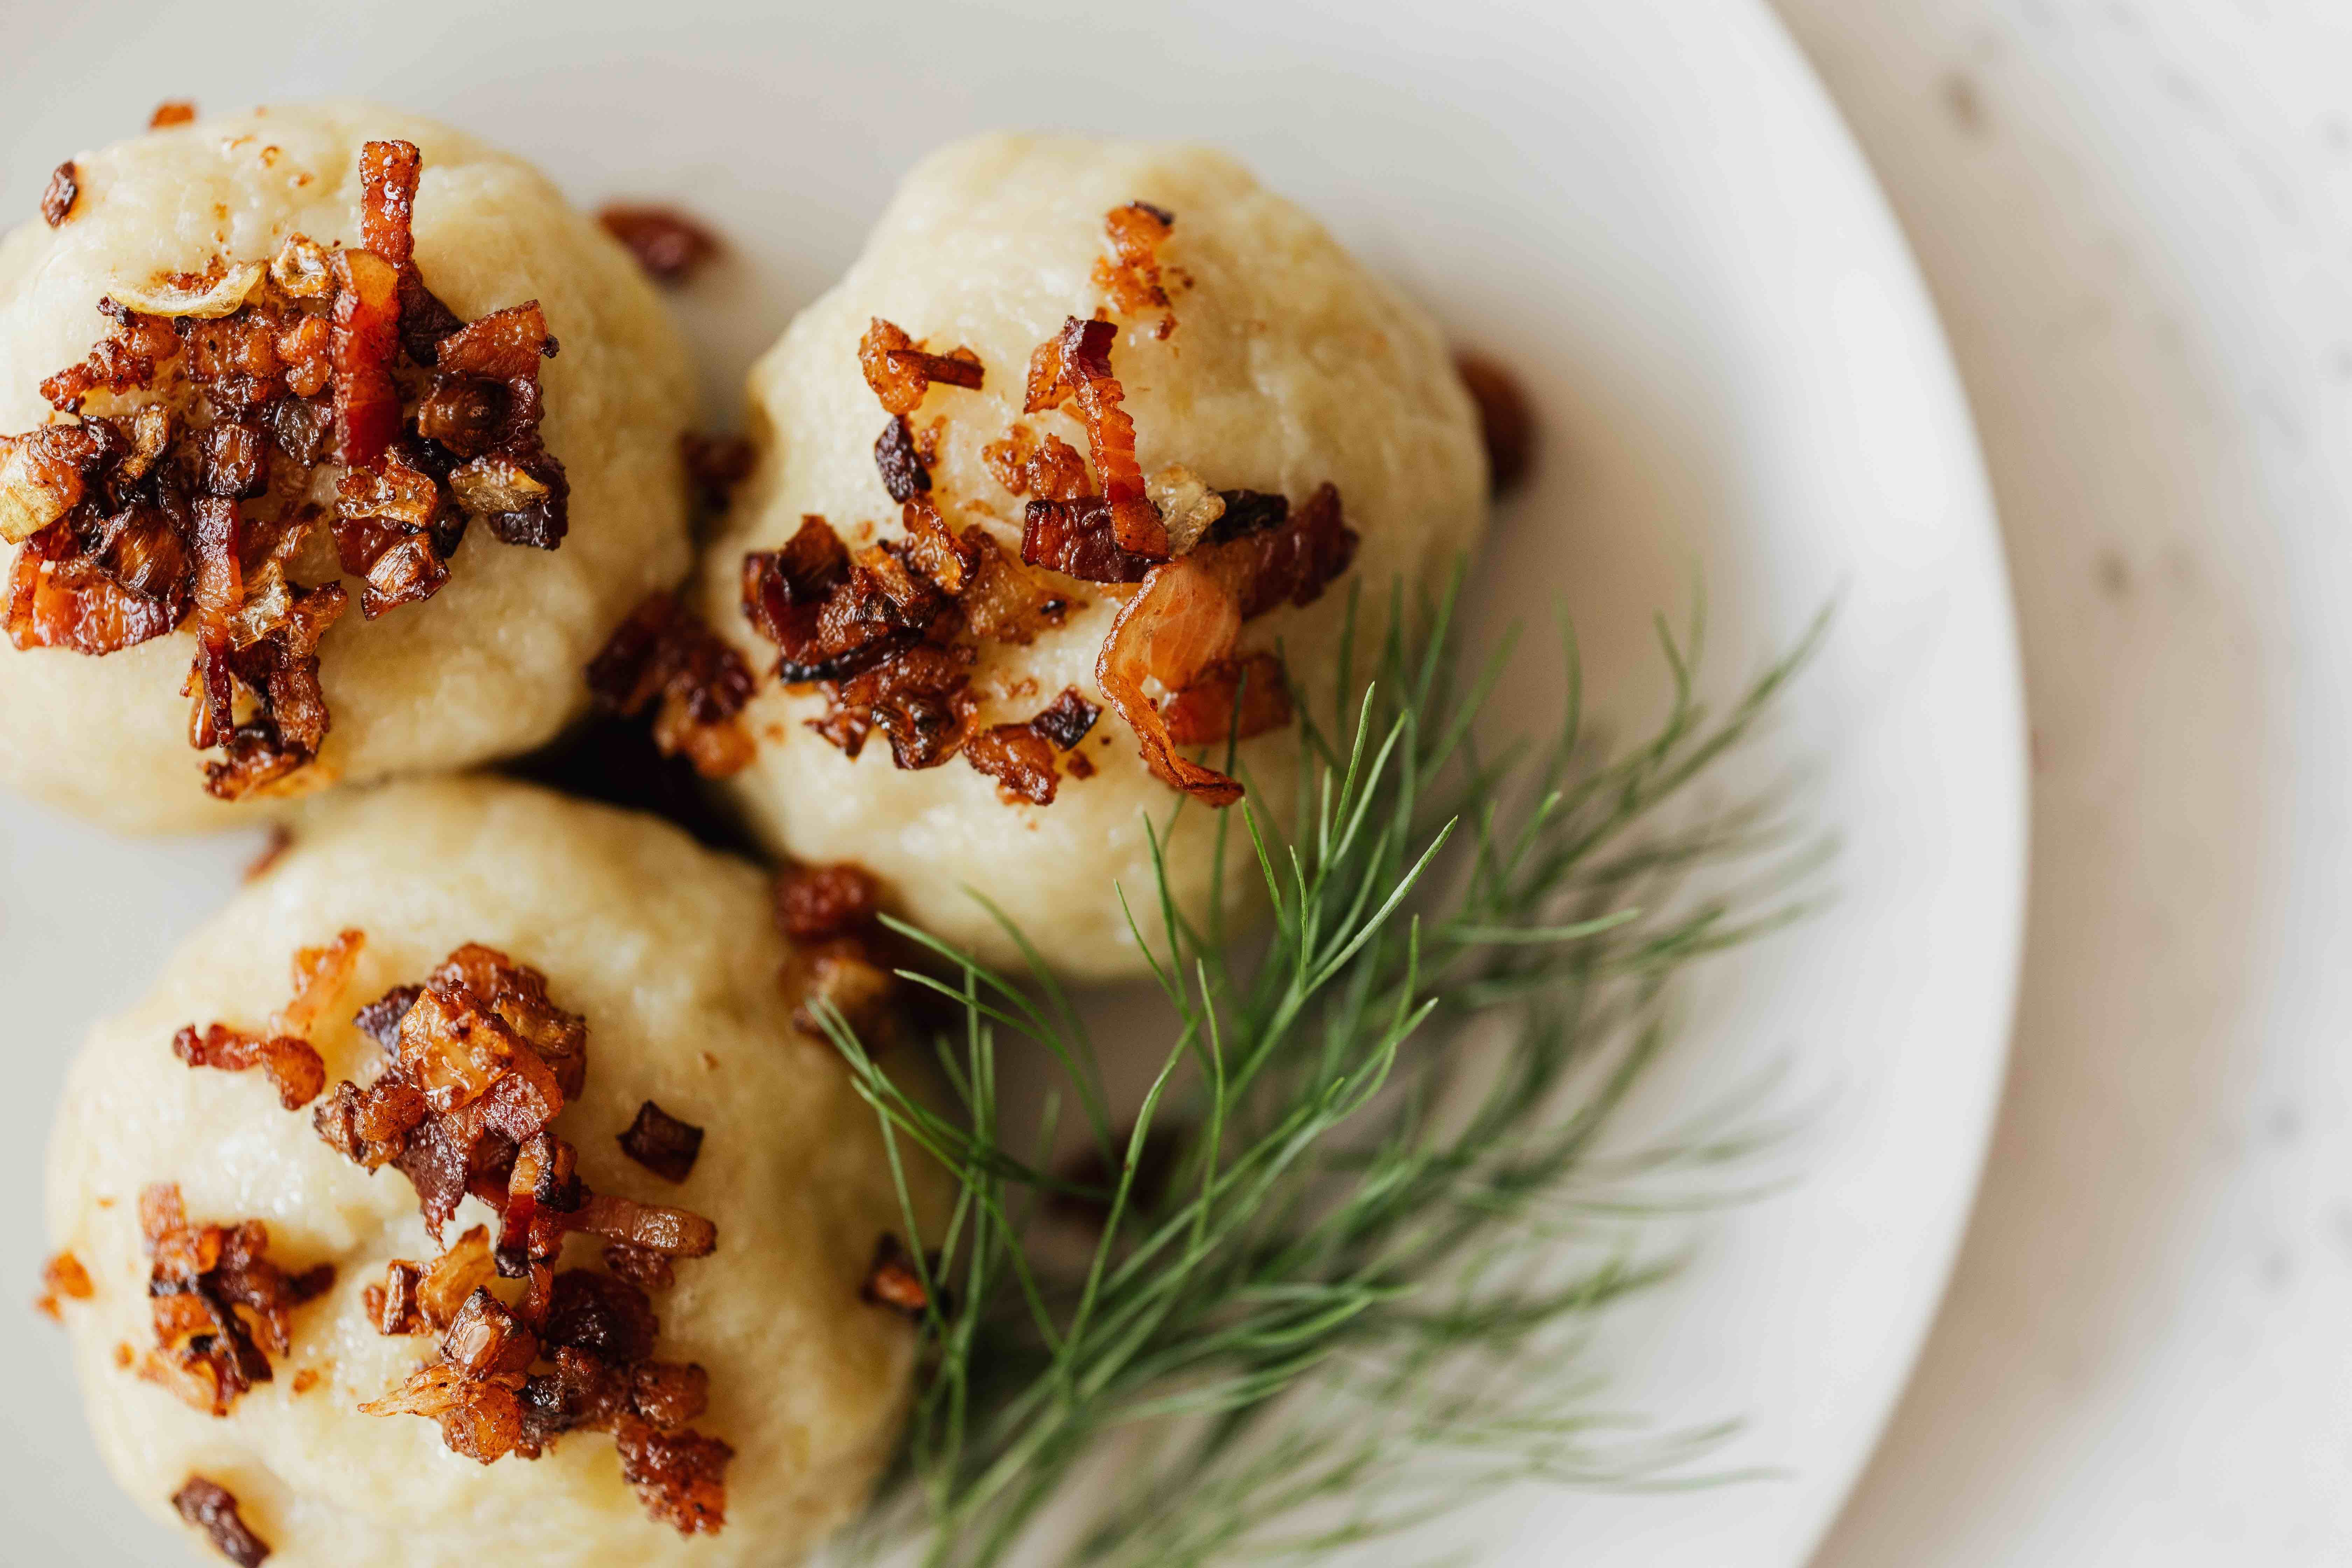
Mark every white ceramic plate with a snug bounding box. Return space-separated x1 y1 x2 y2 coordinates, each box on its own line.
0 2 2024 1563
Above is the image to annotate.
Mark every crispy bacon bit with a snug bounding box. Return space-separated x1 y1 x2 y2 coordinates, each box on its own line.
172 1477 271 1567
616 1416 734 1534
1161 651 1293 745
7 521 184 654
960 723 1058 805
681 432 755 513
2 138 574 796
1020 496 1154 584
172 1026 325 1112
357 140 420 269
1029 686 1102 750
35 1250 94 1320
617 1101 705 1185
150 102 198 130
981 422 1090 502
874 414 930 503
962 687 1103 805
774 861 882 943
860 1233 932 1317
351 983 421 1054
597 205 721 285
1022 316 1164 558
1454 351 1534 496
40 162 78 228
586 592 757 777
857 318 984 417
136 1184 326 1416
1094 202 1176 332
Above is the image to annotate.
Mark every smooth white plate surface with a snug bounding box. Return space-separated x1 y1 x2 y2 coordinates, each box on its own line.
0 2 2023 1564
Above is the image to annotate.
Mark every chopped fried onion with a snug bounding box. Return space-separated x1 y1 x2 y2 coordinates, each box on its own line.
857 317 984 416
135 1183 331 1417
171 1477 271 1567
0 137 573 797
586 592 757 777
149 101 198 130
1093 201 1177 332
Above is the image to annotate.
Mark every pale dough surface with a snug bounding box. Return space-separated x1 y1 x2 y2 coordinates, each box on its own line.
47 776 938 1567
699 134 1488 981
0 103 693 833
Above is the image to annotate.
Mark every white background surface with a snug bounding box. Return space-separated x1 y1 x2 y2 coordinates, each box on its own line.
1780 1 2352 1564
0 2 2031 1565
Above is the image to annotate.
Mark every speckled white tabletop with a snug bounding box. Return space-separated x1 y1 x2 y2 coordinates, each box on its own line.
1775 2 2352 1563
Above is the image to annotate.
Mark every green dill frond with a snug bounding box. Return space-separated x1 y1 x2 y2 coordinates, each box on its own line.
826 568 1829 1567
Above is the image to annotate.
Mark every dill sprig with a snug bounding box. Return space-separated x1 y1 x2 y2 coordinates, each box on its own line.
820 571 1827 1567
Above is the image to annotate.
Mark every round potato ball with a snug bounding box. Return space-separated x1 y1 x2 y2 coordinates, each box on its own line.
698 134 1487 982
0 103 693 832
47 776 943 1567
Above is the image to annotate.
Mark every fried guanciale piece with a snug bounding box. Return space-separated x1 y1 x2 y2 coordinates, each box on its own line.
35 1249 95 1321
40 162 78 227
596 205 721 286
0 138 571 799
586 591 757 777
171 1476 272 1567
136 1183 332 1417
616 1101 705 1184
1453 351 1534 496
1093 201 1177 332
856 317 983 417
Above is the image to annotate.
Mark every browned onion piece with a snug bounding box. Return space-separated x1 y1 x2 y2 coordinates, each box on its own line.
858 317 983 416
172 1024 326 1111
566 1193 717 1258
357 140 420 269
1093 201 1177 329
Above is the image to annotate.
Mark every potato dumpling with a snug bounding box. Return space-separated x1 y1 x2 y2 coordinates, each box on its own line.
0 103 693 831
697 134 1487 981
46 776 942 1567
